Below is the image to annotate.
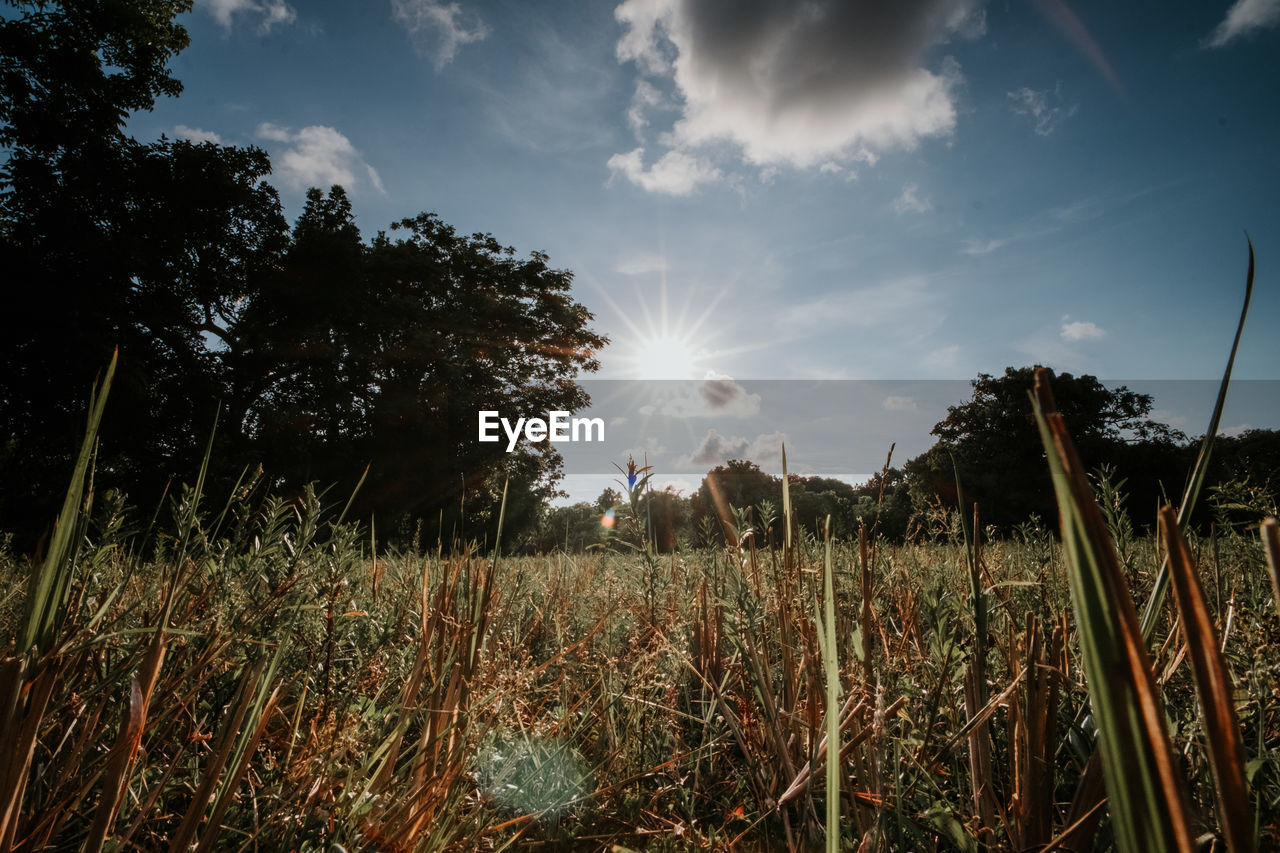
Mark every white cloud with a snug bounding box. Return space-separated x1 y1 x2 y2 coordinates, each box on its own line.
255 122 292 143
254 123 385 195
609 0 984 191
1205 0 1280 47
392 0 489 69
883 395 919 412
1060 318 1105 341
688 429 749 466
174 125 225 145
1150 409 1189 430
198 0 295 32
622 436 667 460
606 147 722 196
626 79 671 136
819 162 860 183
893 182 933 214
1007 86 1078 136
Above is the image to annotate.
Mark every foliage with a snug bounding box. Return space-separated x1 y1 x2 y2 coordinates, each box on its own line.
904 366 1186 531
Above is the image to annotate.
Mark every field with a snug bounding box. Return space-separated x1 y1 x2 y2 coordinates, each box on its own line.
2 381 1279 851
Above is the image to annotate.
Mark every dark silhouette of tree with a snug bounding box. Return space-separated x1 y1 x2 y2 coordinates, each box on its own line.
229 188 607 539
903 366 1184 530
0 1 288 541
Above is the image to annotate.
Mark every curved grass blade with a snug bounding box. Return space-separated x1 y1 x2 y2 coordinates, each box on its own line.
1141 237 1255 640
1030 369 1195 853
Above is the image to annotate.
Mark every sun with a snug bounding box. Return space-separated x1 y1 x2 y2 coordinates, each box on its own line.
582 252 774 379
630 332 702 379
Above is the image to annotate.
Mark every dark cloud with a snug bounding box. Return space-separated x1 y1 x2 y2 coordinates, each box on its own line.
611 0 985 187
690 428 750 465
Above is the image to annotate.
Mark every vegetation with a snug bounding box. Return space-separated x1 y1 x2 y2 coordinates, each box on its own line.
0 372 1277 849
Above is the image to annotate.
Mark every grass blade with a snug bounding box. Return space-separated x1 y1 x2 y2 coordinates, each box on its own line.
1030 369 1195 853
1261 519 1280 620
1159 506 1254 853
20 349 117 655
1140 237 1254 640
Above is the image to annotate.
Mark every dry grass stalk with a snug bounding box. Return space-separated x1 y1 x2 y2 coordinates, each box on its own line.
1159 505 1254 853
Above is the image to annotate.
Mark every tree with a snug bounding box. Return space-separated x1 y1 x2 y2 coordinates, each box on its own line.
228 189 608 541
0 1 289 541
904 367 1184 530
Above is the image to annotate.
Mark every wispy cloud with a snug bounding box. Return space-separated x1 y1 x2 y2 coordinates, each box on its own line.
1205 0 1280 47
614 251 669 276
883 395 919 412
1007 85 1078 136
921 344 964 373
641 377 762 419
782 276 943 343
391 0 489 69
174 125 226 145
893 182 933 214
961 184 1172 258
255 123 385 195
609 0 985 192
197 0 295 32
962 237 1009 255
818 161 859 182
479 23 617 154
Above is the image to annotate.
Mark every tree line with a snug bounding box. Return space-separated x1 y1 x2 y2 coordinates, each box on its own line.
537 368 1279 554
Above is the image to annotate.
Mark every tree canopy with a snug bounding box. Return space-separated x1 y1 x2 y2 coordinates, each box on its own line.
903 367 1185 529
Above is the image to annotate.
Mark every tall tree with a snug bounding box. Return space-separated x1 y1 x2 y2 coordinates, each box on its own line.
0 0 289 540
230 189 608 539
904 367 1184 529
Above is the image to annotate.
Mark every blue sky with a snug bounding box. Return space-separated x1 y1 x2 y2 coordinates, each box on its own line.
135 0 1280 386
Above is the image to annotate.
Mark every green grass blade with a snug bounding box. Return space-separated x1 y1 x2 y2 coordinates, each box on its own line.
818 515 840 852
781 443 792 552
1030 369 1195 853
1141 237 1254 640
20 349 117 655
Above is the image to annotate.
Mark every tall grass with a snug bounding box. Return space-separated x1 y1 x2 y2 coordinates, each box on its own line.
1 469 1277 849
